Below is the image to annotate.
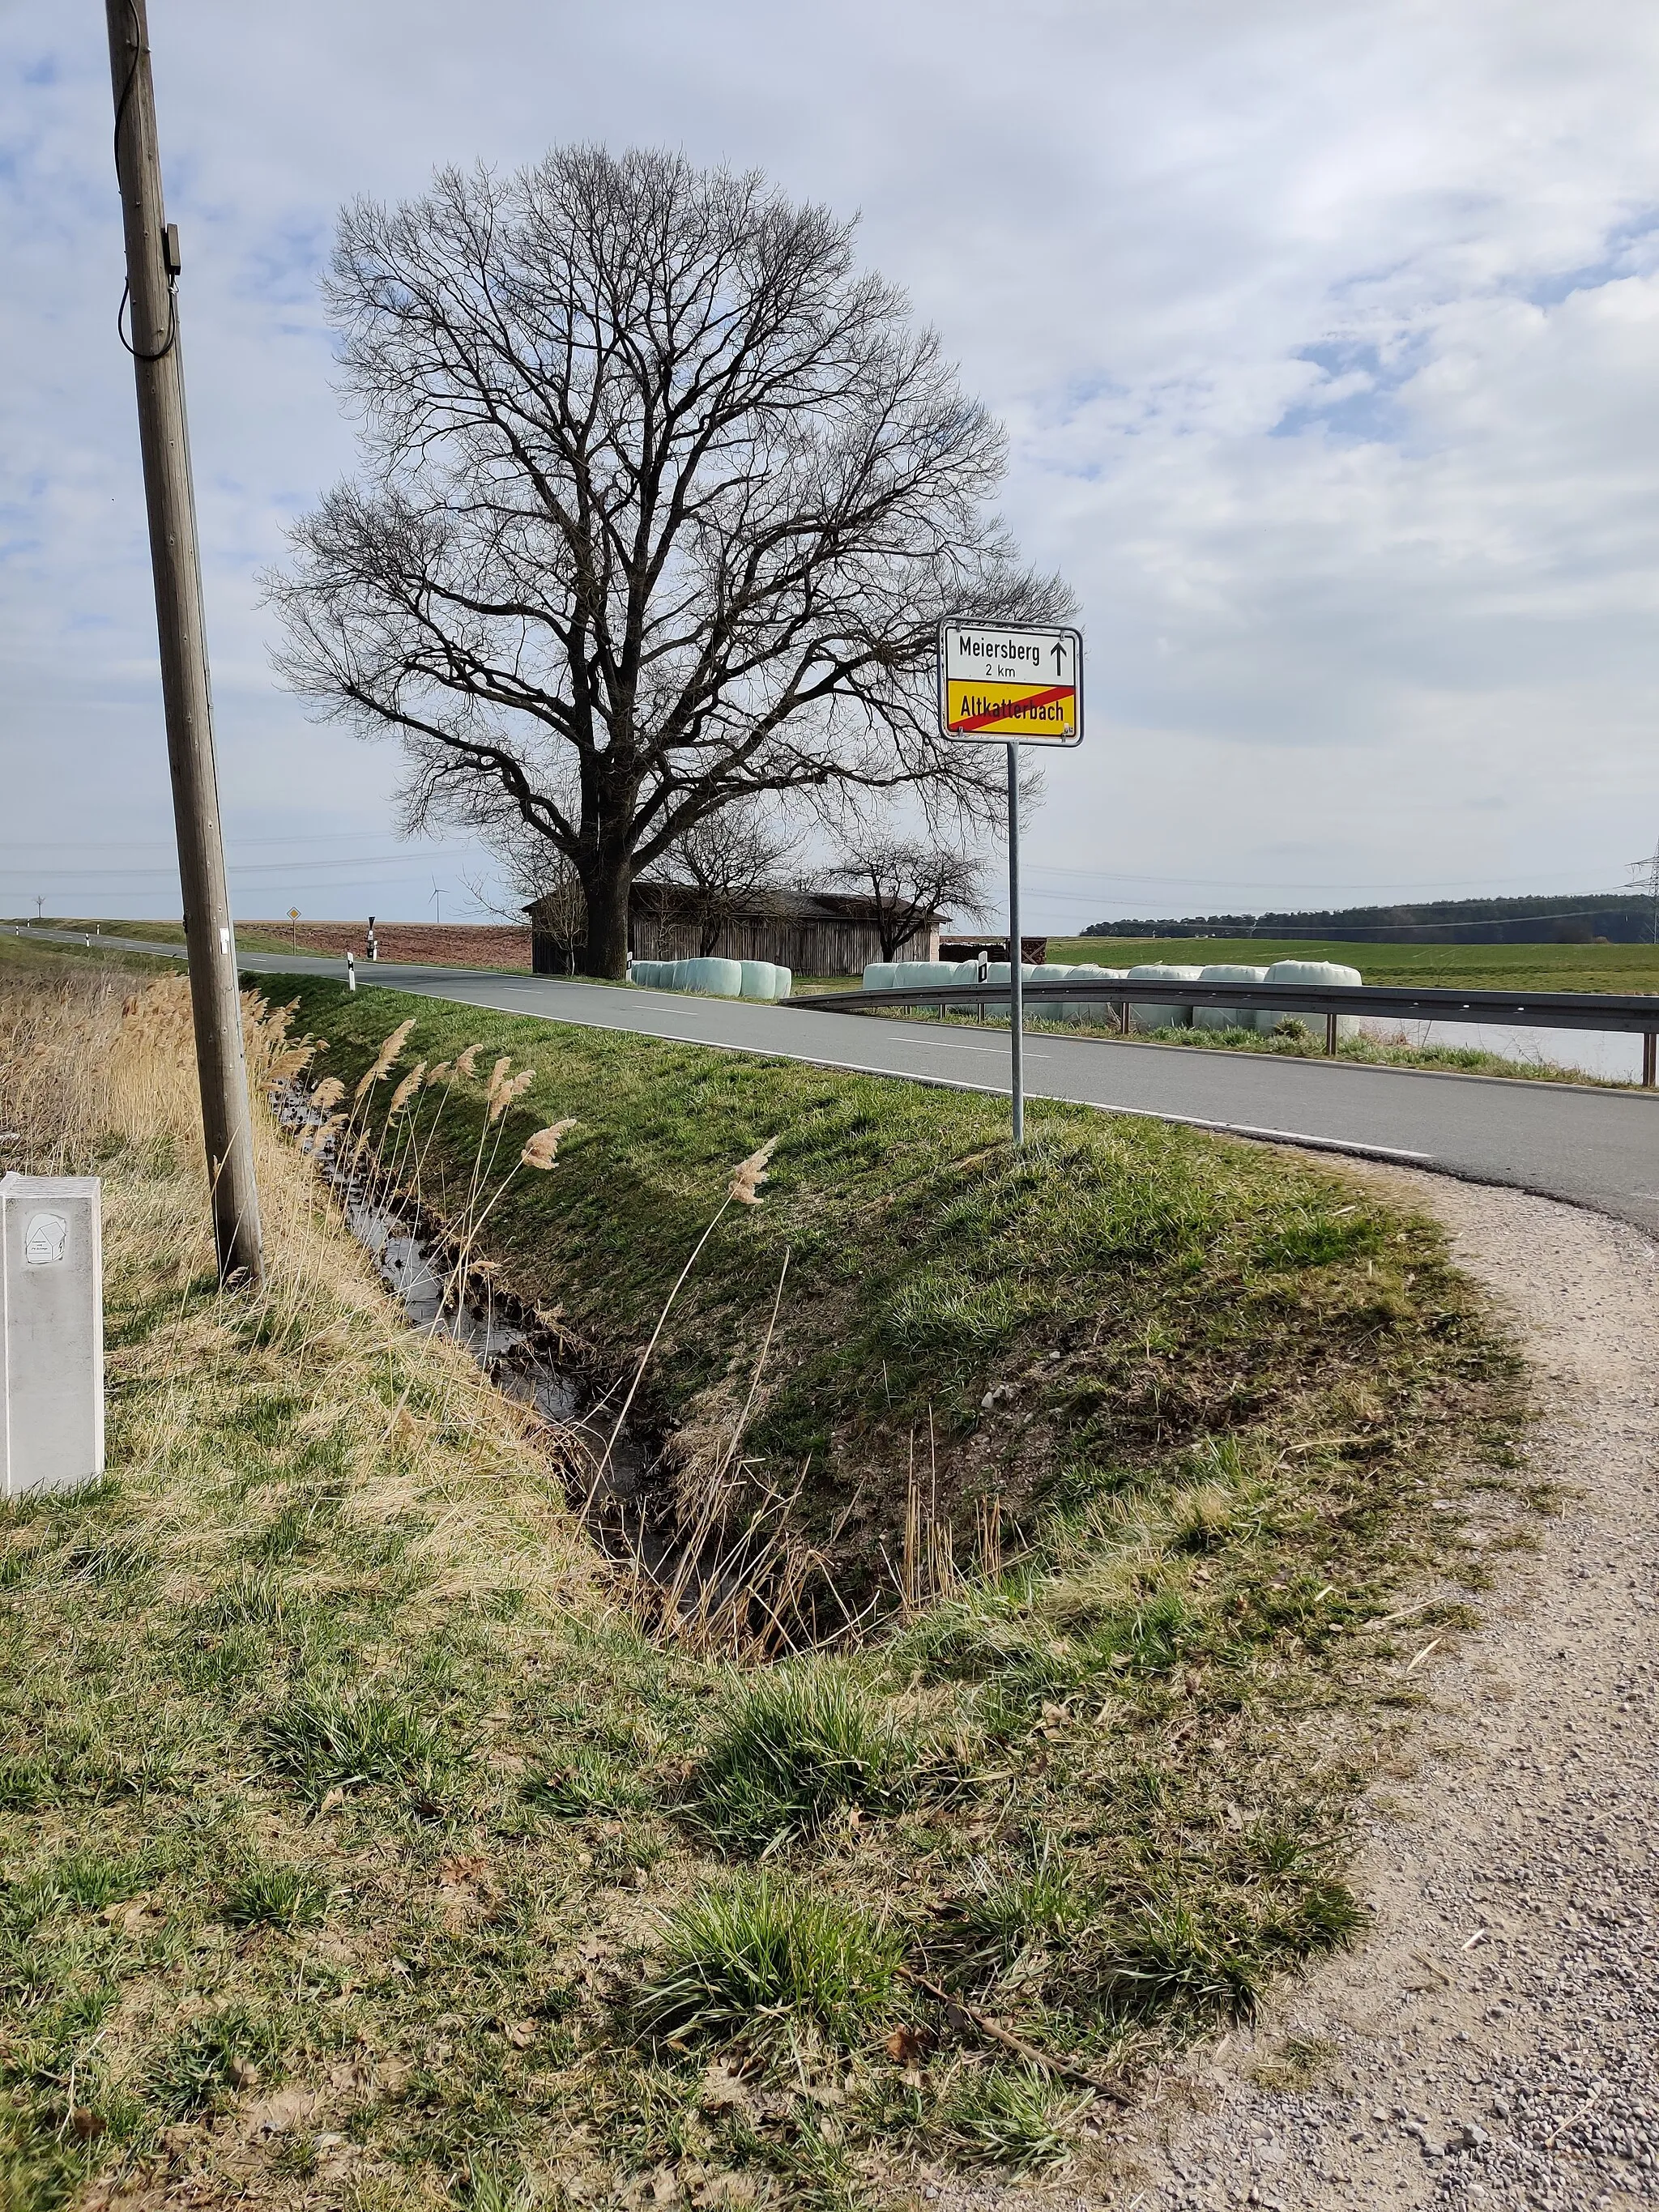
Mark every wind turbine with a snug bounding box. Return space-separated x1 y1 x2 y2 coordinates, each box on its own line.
429 879 444 929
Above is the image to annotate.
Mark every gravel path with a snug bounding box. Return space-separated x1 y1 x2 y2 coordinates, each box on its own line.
934 1171 1659 2212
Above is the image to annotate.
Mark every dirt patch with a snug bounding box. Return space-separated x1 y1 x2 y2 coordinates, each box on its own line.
957 1170 1658 2211
245 918 532 969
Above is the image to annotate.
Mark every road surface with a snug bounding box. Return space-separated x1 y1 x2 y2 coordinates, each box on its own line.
16 927 1658 1236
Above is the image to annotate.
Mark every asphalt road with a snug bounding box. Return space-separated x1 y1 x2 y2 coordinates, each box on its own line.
18 926 1659 1236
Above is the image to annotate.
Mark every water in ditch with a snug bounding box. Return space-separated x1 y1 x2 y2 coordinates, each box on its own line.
273 1085 813 1643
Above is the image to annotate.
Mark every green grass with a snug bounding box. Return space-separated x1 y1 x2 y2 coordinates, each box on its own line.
776 936 1659 999
940 2065 1087 2170
954 1843 1088 1969
695 1663 921 1851
1043 932 1659 995
16 917 299 957
1017 1013 1631 1087
0 956 1530 2207
220 1863 334 1933
258 1686 455 1804
0 931 185 981
634 1875 903 2055
279 978 1518 1570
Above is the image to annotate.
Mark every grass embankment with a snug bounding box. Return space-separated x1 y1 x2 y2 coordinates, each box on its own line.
0 951 1527 2208
0 934 186 982
993 1010 1631 1088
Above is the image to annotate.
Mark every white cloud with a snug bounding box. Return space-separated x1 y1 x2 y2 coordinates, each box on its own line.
2 0 1657 924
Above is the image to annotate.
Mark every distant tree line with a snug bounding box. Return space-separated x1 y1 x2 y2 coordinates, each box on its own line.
1082 893 1657 945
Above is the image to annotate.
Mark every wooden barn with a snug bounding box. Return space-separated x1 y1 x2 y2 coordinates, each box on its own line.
527 882 947 978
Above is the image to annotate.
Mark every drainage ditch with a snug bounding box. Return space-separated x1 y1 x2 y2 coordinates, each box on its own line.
272 1083 834 1652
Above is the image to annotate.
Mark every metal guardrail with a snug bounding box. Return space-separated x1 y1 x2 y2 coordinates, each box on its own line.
784 976 1659 1084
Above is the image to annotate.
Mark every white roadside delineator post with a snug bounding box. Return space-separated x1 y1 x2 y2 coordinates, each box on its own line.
0 1174 104 1497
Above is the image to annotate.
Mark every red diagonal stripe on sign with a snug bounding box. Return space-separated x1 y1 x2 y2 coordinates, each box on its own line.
953 684 1073 733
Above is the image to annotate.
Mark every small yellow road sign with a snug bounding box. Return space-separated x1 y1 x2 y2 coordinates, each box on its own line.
938 620 1083 746
287 907 300 920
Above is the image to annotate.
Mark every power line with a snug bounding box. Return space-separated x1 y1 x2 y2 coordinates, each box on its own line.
1624 842 1659 945
0 834 477 855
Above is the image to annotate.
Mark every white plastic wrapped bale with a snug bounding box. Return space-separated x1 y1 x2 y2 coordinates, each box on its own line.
739 960 778 1001
1085 966 1132 1026
1127 964 1203 1031
862 961 895 991
1025 963 1071 1021
680 957 744 997
1263 959 1363 1039
1060 964 1111 1024
771 966 792 999
895 961 956 995
1195 965 1269 1031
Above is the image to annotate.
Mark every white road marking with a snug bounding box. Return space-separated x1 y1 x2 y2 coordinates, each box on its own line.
1225 1123 1432 1160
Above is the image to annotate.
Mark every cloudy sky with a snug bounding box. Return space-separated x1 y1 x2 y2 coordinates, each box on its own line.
3 0 1657 931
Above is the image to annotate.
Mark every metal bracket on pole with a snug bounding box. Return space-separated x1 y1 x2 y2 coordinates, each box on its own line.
1007 743 1024 1146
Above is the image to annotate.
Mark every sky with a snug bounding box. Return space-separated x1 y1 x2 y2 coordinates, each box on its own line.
3 0 1659 932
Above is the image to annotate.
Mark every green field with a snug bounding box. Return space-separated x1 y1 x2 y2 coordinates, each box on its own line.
19 920 1659 999
1044 936 1659 995
11 918 300 956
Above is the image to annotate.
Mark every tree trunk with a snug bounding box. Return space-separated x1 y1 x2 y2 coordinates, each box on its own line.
582 854 632 978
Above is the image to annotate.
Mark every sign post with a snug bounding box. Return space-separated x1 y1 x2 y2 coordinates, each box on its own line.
938 619 1084 1145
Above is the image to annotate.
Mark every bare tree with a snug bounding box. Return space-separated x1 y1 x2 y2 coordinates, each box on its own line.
830 839 987 961
463 832 588 971
645 797 801 957
266 147 1070 978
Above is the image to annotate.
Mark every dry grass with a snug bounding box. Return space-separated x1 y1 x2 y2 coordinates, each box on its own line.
1 948 592 1626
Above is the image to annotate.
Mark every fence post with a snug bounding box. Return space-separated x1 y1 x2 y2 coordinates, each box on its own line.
1644 1033 1656 1089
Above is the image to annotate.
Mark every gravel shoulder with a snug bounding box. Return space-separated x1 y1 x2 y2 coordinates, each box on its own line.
1107 1170 1659 2212
932 1169 1659 2212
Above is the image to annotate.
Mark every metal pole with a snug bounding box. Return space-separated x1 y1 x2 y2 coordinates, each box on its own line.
1007 743 1024 1145
104 0 262 1286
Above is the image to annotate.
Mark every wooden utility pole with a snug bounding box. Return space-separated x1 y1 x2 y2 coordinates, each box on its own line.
104 0 263 1285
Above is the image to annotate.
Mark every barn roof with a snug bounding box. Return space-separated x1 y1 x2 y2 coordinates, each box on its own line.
526 880 950 927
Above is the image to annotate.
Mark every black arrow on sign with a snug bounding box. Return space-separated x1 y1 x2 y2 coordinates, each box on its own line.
1050 639 1067 672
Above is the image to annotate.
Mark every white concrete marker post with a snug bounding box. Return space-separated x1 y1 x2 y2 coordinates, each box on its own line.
0 1175 104 1497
